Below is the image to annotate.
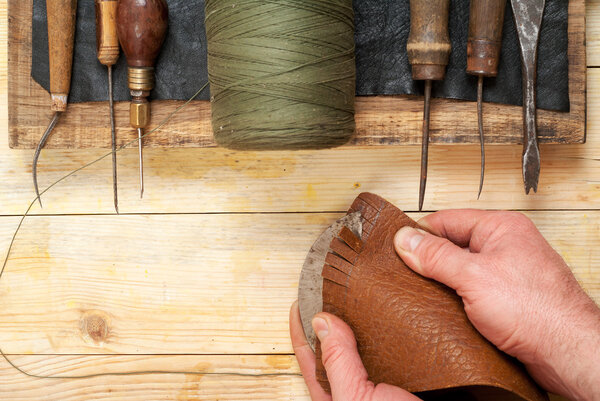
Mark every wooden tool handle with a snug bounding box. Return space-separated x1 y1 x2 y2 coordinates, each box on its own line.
407 0 451 81
116 0 168 68
46 0 77 111
95 0 119 66
467 0 507 77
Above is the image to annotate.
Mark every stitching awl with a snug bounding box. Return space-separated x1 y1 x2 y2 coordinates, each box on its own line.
33 0 78 208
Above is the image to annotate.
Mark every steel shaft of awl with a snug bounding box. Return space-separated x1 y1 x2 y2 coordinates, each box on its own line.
33 0 78 207
511 0 545 194
467 0 507 199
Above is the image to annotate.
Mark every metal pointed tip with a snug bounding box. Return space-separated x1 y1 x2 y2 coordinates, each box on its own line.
114 203 119 214
477 76 485 201
32 112 61 209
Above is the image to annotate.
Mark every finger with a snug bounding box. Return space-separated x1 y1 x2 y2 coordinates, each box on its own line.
312 312 374 400
314 313 422 401
418 209 492 250
394 226 478 292
289 301 332 401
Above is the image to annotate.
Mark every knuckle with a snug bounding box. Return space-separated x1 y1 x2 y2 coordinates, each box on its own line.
498 211 535 230
321 341 345 370
420 237 455 273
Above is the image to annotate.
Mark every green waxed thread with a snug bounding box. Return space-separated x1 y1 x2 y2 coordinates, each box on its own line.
205 0 356 150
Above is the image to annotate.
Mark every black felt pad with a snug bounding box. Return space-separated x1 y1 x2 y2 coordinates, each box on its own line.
31 0 569 111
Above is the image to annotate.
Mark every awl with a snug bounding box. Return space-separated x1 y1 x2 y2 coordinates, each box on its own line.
33 0 78 207
407 0 452 211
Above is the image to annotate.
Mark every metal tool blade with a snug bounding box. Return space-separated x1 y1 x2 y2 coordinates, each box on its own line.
511 0 545 194
298 211 362 352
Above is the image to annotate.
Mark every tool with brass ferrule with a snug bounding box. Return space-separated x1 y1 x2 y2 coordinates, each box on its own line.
467 0 507 199
116 0 168 198
95 0 120 213
33 0 78 207
511 0 545 194
407 0 452 212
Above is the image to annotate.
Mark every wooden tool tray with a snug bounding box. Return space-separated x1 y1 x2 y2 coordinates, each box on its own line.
8 0 586 149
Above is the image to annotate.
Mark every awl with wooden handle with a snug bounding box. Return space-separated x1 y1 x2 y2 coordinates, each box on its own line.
33 0 78 207
95 0 120 213
407 0 452 211
116 0 168 199
467 0 507 198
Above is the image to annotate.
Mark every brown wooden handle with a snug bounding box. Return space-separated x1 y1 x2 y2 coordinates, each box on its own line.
95 0 119 66
407 0 451 81
46 0 77 111
467 0 507 77
116 0 168 68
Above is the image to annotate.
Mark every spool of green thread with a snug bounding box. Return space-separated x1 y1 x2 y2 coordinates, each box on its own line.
205 0 356 150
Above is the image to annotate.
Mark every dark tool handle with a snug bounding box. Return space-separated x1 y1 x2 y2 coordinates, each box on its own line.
46 0 77 112
116 0 168 69
95 0 120 67
407 0 452 81
467 0 507 77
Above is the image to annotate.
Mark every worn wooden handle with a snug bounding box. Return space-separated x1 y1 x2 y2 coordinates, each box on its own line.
46 0 77 111
95 0 119 66
467 0 507 76
407 0 451 81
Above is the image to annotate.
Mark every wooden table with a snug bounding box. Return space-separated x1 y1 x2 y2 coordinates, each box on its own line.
1 1 599 399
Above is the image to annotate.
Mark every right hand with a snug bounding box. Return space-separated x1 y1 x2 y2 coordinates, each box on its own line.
394 210 600 401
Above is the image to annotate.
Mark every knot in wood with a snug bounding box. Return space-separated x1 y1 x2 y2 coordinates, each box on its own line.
80 310 110 345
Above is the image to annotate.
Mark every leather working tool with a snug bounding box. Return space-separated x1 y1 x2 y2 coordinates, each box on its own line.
467 0 507 199
95 0 120 213
116 0 168 198
297 192 549 400
407 0 452 212
32 0 78 207
511 0 545 194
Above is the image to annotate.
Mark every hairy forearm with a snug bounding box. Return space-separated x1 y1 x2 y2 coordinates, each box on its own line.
533 296 600 401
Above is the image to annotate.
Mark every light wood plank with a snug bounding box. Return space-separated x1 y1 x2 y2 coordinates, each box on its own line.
0 354 309 400
6 0 586 148
0 212 597 355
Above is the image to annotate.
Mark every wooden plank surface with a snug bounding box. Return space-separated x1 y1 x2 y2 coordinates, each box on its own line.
7 0 586 149
0 355 309 401
0 212 597 355
0 1 599 400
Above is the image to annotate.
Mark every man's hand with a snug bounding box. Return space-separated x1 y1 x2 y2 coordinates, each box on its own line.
394 210 600 401
289 301 422 401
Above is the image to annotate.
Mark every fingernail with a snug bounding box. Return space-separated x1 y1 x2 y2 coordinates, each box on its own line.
395 226 424 253
312 317 329 341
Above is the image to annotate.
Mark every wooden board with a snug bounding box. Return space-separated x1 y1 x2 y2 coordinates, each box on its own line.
7 0 586 149
1 212 598 355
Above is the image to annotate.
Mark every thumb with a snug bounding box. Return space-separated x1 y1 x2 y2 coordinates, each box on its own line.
313 313 421 401
394 226 477 291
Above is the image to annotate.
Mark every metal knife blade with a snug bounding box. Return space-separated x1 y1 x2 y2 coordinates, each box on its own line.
298 211 362 352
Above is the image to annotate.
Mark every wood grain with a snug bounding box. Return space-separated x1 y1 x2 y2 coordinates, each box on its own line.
7 0 586 149
0 355 309 401
0 212 597 355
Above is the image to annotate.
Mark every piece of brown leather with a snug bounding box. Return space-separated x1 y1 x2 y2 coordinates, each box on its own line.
315 192 548 401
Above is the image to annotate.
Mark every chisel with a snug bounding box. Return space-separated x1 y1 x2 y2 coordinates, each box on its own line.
33 0 78 207
95 0 120 213
467 0 507 198
407 0 452 211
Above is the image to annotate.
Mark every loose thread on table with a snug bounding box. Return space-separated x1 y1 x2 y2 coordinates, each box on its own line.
0 82 299 380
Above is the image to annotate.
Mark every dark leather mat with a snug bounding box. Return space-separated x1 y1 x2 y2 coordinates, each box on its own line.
31 0 569 111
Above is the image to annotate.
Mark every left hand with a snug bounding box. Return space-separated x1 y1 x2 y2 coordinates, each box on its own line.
289 301 422 401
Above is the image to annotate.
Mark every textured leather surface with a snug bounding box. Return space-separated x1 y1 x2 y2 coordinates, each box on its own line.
316 193 549 401
31 0 569 111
